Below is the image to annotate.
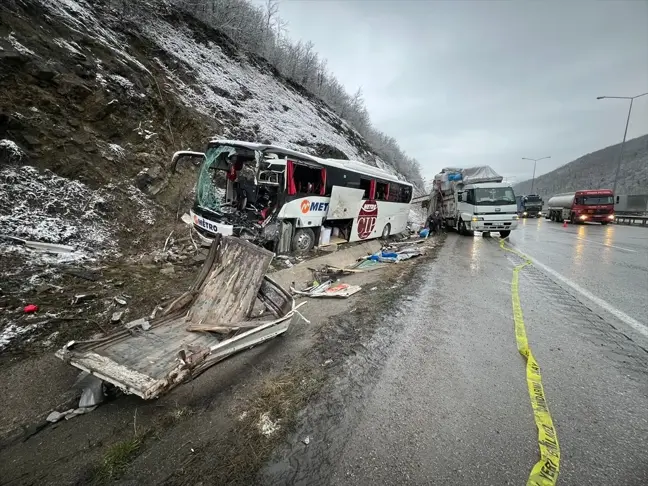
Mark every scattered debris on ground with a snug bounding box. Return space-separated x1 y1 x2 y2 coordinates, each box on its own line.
55 236 303 400
291 280 363 299
291 236 431 299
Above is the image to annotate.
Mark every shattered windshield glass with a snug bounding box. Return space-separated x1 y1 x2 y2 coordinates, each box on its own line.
196 145 234 212
475 187 516 206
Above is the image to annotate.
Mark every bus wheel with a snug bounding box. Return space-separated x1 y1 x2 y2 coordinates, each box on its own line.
381 223 391 239
499 230 511 238
292 228 315 254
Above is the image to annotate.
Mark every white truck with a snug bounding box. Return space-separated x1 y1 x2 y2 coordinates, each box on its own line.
428 166 519 237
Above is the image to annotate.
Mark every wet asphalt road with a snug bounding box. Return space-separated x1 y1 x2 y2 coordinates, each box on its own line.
262 226 648 485
510 217 648 335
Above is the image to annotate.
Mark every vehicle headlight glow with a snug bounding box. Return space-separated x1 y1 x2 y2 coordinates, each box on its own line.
471 216 484 222
523 211 527 216
579 215 588 220
608 214 615 219
512 215 519 220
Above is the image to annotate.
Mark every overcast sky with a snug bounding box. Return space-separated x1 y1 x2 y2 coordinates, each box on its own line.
259 0 648 183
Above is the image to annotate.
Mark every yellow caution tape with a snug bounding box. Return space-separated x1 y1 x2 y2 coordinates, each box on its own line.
500 239 560 486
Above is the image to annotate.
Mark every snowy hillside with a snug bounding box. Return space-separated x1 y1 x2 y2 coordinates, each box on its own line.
38 0 383 163
0 0 423 264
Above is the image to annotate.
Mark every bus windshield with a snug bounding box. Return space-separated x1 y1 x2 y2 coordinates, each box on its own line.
195 145 236 212
474 187 516 206
582 196 614 205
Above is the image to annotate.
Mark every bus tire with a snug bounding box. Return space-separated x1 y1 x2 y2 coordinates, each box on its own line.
499 230 511 238
381 223 391 239
292 228 315 254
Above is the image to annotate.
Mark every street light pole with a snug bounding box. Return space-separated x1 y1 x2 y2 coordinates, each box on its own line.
597 92 648 195
521 156 551 193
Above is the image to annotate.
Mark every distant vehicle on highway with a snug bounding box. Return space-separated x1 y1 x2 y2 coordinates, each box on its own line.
428 166 519 237
516 194 543 218
546 189 615 225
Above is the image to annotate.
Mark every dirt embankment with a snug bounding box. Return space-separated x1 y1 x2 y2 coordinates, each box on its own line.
0 0 401 358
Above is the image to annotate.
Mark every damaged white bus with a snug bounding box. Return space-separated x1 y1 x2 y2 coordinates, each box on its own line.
171 140 413 253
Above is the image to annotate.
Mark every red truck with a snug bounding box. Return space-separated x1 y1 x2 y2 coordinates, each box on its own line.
546 189 615 225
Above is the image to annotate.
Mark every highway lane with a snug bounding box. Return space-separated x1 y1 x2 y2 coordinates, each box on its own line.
510 218 648 339
261 233 648 485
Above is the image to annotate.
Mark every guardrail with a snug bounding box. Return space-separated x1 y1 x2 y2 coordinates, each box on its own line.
615 215 648 226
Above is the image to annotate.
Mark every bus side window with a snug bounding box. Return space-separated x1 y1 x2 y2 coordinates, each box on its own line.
293 163 325 195
359 178 372 199
400 185 412 203
376 181 389 201
388 183 401 202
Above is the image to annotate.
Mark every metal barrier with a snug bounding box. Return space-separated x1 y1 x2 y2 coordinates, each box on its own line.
614 215 648 226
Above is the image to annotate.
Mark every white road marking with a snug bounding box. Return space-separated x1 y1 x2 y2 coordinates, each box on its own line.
573 235 637 253
525 254 648 339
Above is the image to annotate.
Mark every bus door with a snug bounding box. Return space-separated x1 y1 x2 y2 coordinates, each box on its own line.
326 187 365 220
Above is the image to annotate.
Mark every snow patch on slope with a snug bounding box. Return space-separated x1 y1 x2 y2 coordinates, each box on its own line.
40 0 150 74
142 21 364 158
0 165 114 252
0 165 157 262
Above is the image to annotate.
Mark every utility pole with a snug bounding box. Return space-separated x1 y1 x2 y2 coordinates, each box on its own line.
596 92 648 195
522 156 551 193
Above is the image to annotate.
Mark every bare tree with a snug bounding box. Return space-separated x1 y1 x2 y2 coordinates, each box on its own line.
168 0 425 187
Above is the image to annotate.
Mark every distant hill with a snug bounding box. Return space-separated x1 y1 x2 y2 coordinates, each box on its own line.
513 134 648 198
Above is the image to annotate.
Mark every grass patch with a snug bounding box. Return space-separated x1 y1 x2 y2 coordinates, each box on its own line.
173 364 325 485
93 436 142 483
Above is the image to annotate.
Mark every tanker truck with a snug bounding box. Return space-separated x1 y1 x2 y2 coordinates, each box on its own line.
546 189 615 225
428 166 519 237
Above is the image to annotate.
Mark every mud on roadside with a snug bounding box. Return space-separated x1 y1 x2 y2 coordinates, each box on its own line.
0 236 443 485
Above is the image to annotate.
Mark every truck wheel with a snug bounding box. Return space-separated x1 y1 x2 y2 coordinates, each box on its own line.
459 219 473 237
600 221 608 225
459 219 467 236
292 228 315 254
499 230 511 238
570 213 576 224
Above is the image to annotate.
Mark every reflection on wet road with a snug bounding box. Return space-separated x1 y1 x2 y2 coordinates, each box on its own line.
510 218 648 338
260 227 648 486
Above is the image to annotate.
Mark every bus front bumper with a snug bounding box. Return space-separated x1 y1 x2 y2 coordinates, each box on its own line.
190 210 234 238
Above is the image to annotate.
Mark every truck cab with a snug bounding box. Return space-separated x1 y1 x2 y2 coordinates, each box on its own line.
456 182 519 236
521 194 543 218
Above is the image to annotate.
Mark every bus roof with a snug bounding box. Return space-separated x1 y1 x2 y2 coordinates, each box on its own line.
210 139 409 186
